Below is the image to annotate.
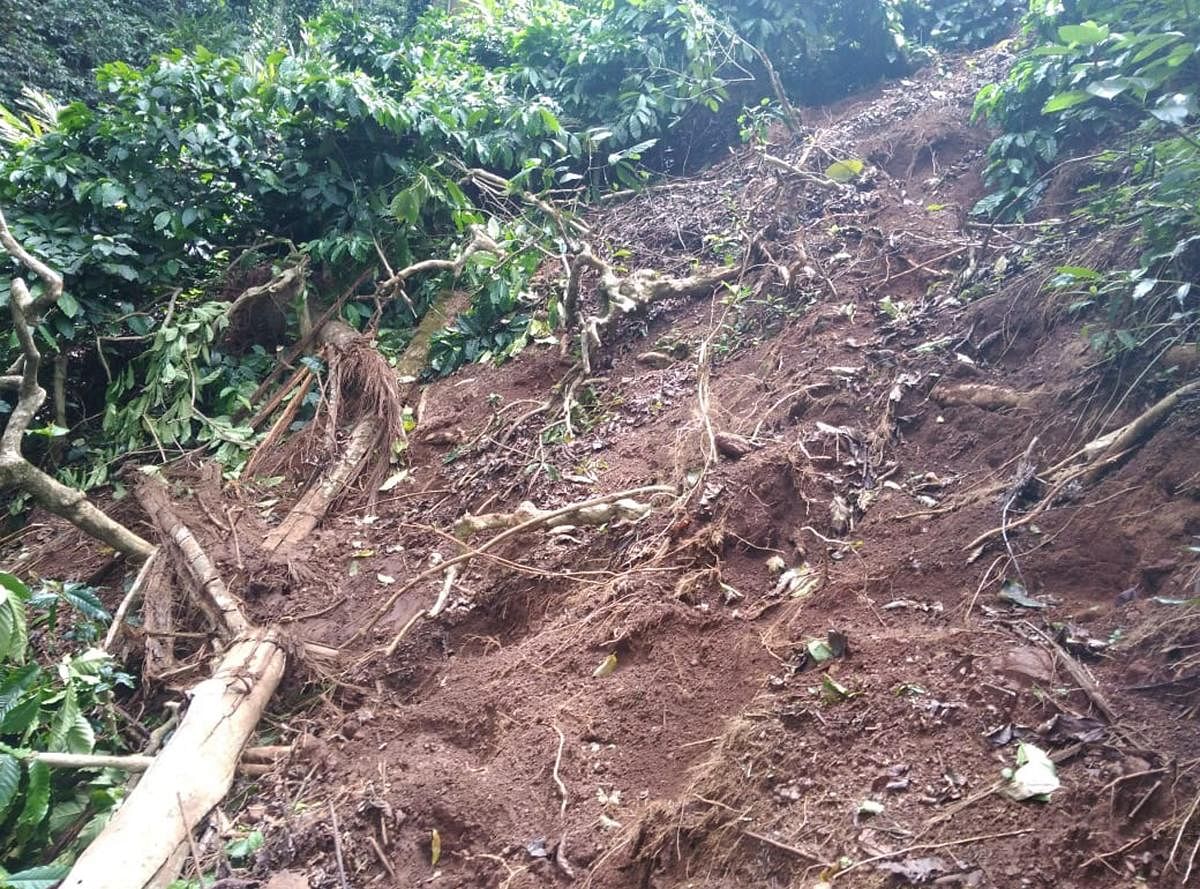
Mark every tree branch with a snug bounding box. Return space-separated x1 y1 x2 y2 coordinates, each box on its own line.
0 205 153 559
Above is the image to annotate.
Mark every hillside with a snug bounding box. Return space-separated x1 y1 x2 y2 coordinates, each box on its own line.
2 1 1200 888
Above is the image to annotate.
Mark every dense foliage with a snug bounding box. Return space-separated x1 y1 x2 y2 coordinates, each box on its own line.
972 0 1200 363
0 0 1023 505
0 571 131 886
0 0 431 106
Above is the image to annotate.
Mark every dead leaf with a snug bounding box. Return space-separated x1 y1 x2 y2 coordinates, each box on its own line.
593 653 618 678
431 828 442 867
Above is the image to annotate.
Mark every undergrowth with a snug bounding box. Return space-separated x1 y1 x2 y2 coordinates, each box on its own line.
0 571 134 887
972 0 1200 369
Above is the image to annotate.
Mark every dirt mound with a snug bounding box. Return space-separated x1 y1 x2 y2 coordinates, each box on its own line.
10 44 1200 889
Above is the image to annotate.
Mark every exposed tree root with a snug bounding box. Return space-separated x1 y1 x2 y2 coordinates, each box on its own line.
564 244 738 373
347 485 675 651
0 206 154 560
263 414 380 553
1050 379 1200 483
137 478 250 638
452 495 656 539
259 320 407 554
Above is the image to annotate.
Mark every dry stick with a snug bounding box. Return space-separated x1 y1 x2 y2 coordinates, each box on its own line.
552 724 569 818
759 153 840 191
31 745 302 773
350 484 674 647
248 363 311 431
963 461 1093 552
243 369 313 476
329 801 351 889
177 796 205 886
696 340 719 466
103 548 162 652
1023 621 1119 723
742 830 821 862
1170 790 1200 872
830 828 1036 881
369 834 400 884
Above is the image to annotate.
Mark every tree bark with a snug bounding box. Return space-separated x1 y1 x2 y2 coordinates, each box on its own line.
61 630 287 889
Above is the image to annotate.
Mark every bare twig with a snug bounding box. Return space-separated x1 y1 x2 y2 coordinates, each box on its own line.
552 724 569 819
329 802 350 889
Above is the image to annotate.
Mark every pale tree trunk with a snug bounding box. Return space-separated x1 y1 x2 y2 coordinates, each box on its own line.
0 205 153 560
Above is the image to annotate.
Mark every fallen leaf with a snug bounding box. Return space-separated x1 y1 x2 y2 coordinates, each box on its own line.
431 828 441 867
876 856 951 883
593 653 618 678
379 469 410 492
1002 742 1060 801
826 158 865 182
997 579 1047 609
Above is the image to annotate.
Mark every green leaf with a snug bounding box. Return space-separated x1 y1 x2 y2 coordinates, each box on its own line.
0 663 39 723
2 864 70 889
56 583 110 622
1057 21 1109 46
224 829 265 862
17 760 51 831
1042 90 1092 113
1085 78 1131 100
0 572 29 602
825 158 864 182
57 291 81 319
0 596 27 664
48 686 82 753
1054 265 1101 280
0 753 20 821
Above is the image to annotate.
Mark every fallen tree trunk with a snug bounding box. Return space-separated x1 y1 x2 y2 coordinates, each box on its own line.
263 413 379 552
62 629 287 889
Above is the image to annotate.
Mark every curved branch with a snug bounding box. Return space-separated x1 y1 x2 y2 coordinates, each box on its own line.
0 205 153 559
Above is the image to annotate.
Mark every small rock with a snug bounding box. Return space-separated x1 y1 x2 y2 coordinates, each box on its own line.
714 431 753 460
636 350 674 369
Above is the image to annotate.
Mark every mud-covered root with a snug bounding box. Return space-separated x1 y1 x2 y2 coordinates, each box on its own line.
564 244 739 373
452 496 656 539
618 717 778 879
258 320 408 554
1050 378 1200 483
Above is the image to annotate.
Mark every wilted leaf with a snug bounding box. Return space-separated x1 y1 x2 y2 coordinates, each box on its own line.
593 653 618 678
821 674 858 703
379 469 410 492
431 828 441 866
1151 92 1197 126
998 580 1046 609
1002 742 1060 801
